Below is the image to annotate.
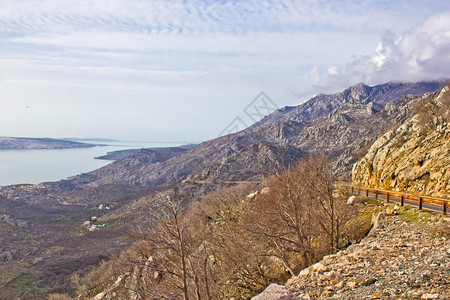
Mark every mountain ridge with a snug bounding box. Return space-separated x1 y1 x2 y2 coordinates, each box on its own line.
251 81 440 129
65 81 441 188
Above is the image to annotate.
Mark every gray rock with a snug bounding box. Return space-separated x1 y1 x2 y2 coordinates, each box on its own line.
0 250 16 262
0 214 16 227
251 284 293 300
16 220 28 228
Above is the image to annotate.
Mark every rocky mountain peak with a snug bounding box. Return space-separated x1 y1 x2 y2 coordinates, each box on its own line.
342 82 371 101
250 81 440 129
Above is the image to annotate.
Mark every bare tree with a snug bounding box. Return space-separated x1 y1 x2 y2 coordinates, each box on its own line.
147 193 192 300
188 184 276 299
248 154 357 277
301 155 338 251
247 160 317 275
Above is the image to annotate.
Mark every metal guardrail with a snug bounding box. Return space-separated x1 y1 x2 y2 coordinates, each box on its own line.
341 184 449 216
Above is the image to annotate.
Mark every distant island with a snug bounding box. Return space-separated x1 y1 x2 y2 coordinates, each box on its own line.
62 137 120 143
95 143 197 160
0 137 97 150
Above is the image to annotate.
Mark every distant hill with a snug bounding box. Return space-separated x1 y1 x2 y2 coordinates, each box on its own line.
62 137 120 143
95 144 197 161
0 137 96 150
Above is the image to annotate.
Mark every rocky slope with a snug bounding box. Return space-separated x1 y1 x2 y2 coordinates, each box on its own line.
189 142 306 181
0 137 95 149
254 208 450 299
251 82 440 128
71 81 440 188
353 86 450 197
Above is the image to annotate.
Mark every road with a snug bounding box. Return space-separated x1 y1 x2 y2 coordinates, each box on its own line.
343 184 449 215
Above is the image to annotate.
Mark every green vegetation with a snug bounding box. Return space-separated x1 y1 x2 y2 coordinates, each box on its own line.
55 214 72 221
72 226 88 235
8 273 35 290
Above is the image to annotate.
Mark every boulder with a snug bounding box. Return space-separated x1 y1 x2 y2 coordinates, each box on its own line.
251 284 293 300
347 196 357 205
0 250 16 262
0 214 16 227
246 191 259 199
17 220 28 229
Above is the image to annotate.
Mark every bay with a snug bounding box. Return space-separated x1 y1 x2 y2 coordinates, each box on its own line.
0 140 182 186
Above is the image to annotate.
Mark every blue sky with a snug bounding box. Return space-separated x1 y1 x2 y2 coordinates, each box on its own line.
1 0 449 142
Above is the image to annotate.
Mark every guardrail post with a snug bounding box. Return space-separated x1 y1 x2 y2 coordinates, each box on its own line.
386 192 389 203
366 189 369 197
443 201 447 216
419 197 423 210
375 191 378 200
400 195 404 206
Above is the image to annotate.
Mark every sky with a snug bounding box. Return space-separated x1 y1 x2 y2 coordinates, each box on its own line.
1 0 449 143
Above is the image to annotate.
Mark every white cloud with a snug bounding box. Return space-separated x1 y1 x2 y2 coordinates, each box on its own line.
327 66 340 76
312 12 450 91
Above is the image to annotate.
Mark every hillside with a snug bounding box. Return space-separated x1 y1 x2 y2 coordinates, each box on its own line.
353 85 450 197
0 137 96 150
255 208 450 299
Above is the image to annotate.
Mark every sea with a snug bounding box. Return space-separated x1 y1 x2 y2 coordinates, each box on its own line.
0 140 183 186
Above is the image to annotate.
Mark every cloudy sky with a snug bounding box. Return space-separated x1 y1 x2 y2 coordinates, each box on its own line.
1 0 449 143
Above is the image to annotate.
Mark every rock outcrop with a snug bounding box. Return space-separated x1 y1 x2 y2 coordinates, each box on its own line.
353 86 450 197
254 210 450 299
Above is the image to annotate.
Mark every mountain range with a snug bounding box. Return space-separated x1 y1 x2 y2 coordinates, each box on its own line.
65 81 440 189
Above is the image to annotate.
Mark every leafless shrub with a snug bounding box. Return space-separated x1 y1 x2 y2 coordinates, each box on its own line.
48 294 72 300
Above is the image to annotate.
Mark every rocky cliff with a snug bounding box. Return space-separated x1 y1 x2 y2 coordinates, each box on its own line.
353 86 450 197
